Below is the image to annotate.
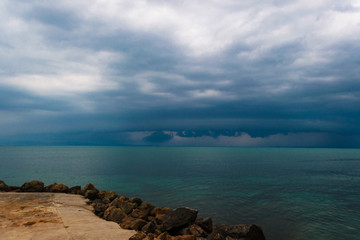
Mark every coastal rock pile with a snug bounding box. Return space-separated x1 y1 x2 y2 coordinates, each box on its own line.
0 180 266 240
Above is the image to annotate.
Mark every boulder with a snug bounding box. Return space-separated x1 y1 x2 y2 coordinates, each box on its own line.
8 186 21 192
155 232 173 240
151 207 172 224
0 180 9 191
92 202 106 217
195 217 213 233
180 224 207 238
21 180 44 192
103 206 127 224
120 216 148 230
130 232 148 240
207 224 266 240
45 183 69 193
110 197 136 214
131 202 155 220
69 186 82 194
173 236 195 240
160 207 198 232
141 220 157 233
98 190 118 204
129 197 143 207
81 183 98 194
84 189 99 200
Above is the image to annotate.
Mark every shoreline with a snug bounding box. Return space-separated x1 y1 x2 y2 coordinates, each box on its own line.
0 180 266 240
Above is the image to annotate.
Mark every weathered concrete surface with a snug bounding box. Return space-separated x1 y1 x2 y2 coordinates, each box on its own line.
0 192 136 240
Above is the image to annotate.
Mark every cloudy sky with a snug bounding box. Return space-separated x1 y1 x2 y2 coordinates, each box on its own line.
1 0 360 147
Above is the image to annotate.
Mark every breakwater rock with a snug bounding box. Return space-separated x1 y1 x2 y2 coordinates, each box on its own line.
0 180 266 240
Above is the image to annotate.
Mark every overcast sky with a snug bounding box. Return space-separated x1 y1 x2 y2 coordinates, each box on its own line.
1 0 360 147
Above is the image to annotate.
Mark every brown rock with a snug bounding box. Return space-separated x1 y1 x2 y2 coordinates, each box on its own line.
155 232 174 240
129 197 143 207
45 183 69 193
84 189 99 200
69 186 82 194
151 207 171 216
131 202 155 220
180 224 207 238
160 207 198 232
195 217 213 233
8 186 21 192
152 207 172 224
81 183 98 195
207 224 265 240
98 190 118 204
110 197 136 214
144 233 157 240
174 235 195 240
21 180 44 192
92 202 106 217
120 216 148 230
103 206 127 224
130 232 148 240
0 180 9 191
141 220 157 233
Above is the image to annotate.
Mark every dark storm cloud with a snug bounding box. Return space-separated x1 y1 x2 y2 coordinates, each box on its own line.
1 0 360 146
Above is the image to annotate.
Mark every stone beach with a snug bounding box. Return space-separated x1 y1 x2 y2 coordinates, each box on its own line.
0 180 266 240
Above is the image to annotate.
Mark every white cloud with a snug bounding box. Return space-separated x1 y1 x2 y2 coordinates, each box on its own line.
52 0 360 62
1 74 117 97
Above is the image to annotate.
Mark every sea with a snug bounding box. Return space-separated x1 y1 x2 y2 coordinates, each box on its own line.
0 146 359 240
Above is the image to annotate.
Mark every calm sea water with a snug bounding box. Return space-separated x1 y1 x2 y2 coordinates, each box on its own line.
0 146 359 240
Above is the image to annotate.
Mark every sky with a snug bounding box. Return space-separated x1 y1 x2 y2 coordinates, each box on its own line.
1 0 360 147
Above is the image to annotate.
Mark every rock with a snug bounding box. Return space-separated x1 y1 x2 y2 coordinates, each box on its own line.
21 180 44 192
118 194 129 201
155 232 173 240
145 233 158 240
151 207 172 224
130 232 148 240
120 216 148 230
151 207 171 216
92 202 106 217
0 180 9 191
160 207 198 232
84 189 99 200
8 186 21 192
45 183 69 193
129 197 143 207
81 183 98 195
98 190 118 204
173 235 195 240
195 217 213 233
207 224 266 240
141 220 157 233
110 197 136 214
103 206 127 224
131 202 155 220
180 224 207 238
69 186 82 194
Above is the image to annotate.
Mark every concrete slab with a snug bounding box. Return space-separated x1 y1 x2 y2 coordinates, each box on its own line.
0 192 136 240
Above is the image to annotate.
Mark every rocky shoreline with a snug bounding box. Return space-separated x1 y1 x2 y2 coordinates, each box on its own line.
0 180 266 240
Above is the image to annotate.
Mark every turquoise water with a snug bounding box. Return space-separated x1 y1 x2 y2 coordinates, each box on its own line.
0 146 359 240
